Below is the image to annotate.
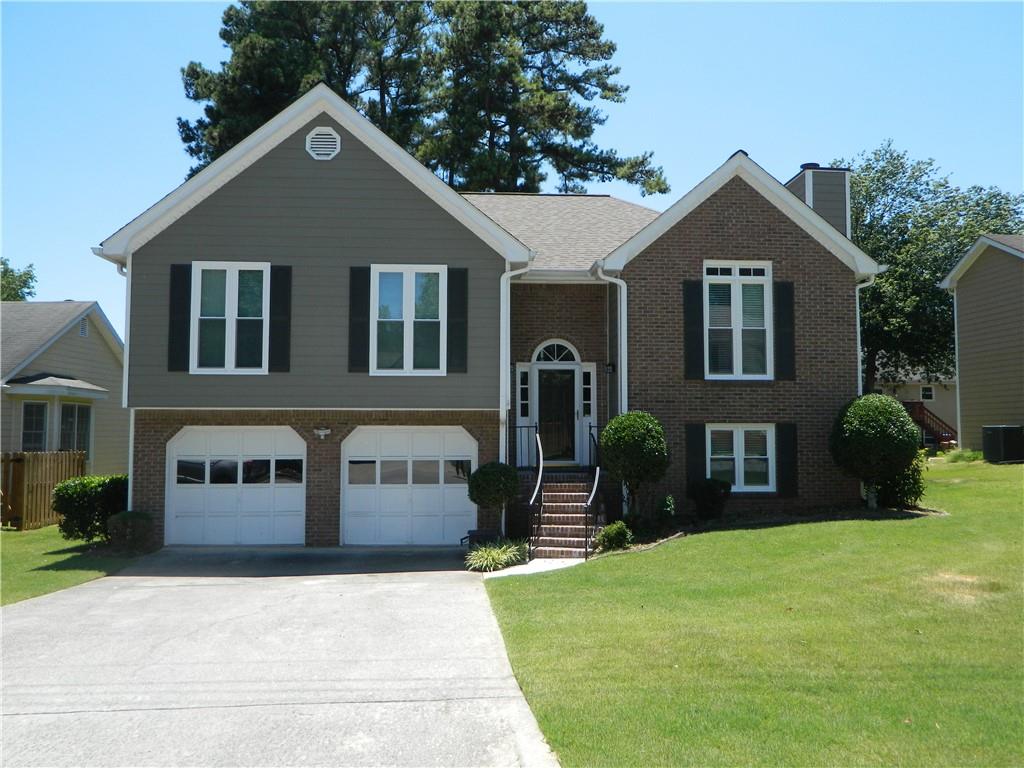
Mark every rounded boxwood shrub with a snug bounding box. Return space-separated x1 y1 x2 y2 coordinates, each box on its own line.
53 475 128 542
107 511 155 551
468 462 520 510
878 449 927 510
600 411 670 517
829 394 920 506
593 520 634 552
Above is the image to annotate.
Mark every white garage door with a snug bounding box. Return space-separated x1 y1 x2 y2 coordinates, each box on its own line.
341 427 477 545
166 426 306 545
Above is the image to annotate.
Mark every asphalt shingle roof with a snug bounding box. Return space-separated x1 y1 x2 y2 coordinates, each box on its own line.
1 301 95 379
985 233 1024 254
461 193 659 271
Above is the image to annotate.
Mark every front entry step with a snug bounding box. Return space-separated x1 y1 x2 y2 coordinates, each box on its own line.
530 478 594 558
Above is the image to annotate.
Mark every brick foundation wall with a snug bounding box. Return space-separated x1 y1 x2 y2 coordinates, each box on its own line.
511 283 611 426
133 409 500 546
623 176 862 513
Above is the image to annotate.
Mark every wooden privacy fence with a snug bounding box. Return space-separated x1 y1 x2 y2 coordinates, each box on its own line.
1 451 86 530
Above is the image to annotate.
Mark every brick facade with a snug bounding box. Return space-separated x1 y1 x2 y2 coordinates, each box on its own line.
510 282 612 426
623 177 861 512
133 410 500 546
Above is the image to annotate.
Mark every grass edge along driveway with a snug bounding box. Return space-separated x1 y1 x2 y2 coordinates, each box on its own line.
486 461 1024 767
1 525 137 606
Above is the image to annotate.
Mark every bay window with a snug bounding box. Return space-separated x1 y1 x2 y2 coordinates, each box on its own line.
706 424 775 492
704 262 773 379
190 262 270 373
59 403 92 457
370 265 447 375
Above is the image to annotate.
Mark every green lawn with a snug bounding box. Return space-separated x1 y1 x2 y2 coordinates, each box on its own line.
487 461 1024 767
1 525 137 606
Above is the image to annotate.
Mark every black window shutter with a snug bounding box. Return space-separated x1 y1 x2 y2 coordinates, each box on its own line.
268 266 292 372
349 266 370 372
685 423 706 489
683 280 704 380
167 264 192 372
774 282 796 380
447 268 468 373
776 422 798 497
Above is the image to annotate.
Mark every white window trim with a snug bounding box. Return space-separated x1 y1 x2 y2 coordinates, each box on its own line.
920 385 935 401
21 400 48 452
703 260 774 381
369 264 448 376
58 400 94 460
706 423 776 493
189 261 271 375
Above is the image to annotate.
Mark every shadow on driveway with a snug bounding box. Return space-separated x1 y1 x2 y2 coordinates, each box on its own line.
117 545 468 578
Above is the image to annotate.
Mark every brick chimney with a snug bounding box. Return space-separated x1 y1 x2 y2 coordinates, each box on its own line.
785 162 851 238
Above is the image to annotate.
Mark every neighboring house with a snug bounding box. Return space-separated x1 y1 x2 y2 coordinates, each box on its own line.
92 84 879 551
877 375 959 448
940 234 1024 450
1 301 127 474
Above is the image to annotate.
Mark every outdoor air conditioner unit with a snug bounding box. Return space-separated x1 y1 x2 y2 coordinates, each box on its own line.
981 425 1024 463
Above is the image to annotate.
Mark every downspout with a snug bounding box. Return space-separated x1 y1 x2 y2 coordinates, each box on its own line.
595 266 628 413
855 272 876 396
499 260 532 462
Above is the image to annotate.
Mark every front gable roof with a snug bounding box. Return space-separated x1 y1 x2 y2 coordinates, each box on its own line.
1 301 123 381
940 233 1024 290
600 151 879 279
95 83 532 266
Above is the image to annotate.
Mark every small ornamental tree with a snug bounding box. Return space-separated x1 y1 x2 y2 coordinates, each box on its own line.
829 394 920 508
468 462 520 528
600 411 670 518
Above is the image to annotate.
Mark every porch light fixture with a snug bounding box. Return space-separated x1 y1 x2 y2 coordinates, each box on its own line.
313 427 331 440
605 363 616 375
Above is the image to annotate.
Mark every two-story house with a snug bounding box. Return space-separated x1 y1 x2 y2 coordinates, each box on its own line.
93 84 879 551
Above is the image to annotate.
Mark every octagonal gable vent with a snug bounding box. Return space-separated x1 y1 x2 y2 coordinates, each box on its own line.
305 127 341 160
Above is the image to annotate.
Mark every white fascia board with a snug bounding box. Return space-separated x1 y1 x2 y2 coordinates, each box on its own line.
95 84 531 265
601 153 880 280
4 385 108 400
939 235 1024 290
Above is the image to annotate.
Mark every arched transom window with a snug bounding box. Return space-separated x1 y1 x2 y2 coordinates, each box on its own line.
534 341 579 363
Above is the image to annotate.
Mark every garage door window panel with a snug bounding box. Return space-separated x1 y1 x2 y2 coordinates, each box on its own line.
348 460 377 485
243 459 271 484
380 460 408 484
210 459 238 484
445 459 471 484
176 459 206 484
413 460 440 484
275 459 303 484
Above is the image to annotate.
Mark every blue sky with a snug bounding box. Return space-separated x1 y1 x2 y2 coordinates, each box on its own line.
3 2 1022 337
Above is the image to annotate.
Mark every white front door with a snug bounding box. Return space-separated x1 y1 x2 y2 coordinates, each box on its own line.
340 427 478 545
165 426 306 545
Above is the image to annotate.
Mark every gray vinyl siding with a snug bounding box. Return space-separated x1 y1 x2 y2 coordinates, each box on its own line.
955 246 1024 449
128 113 504 410
3 315 128 473
784 173 805 203
811 171 849 236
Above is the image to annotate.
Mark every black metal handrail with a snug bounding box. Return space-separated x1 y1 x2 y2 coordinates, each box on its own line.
527 432 544 561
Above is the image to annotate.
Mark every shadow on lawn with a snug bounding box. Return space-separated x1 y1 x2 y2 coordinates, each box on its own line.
684 506 937 536
31 541 137 574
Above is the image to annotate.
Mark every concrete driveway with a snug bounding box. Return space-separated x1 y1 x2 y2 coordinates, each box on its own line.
2 548 557 767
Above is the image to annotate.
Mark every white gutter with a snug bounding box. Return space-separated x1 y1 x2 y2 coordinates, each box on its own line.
594 266 628 413
499 261 532 463
92 246 127 276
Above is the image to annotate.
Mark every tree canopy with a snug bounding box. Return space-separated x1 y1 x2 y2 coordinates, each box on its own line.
1 258 37 301
179 0 669 195
839 141 1024 391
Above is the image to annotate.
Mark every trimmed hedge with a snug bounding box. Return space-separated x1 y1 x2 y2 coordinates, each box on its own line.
53 475 128 542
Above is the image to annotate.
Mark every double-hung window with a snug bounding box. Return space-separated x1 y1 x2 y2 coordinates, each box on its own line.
59 403 91 457
370 265 447 375
704 261 773 379
707 424 775 492
190 262 270 374
21 402 47 452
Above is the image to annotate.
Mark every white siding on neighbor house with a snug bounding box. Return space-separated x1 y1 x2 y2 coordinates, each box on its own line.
880 381 959 433
3 314 128 474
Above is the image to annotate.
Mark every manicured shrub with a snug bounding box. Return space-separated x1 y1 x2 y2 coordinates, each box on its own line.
53 475 128 542
465 539 528 572
829 394 920 507
600 412 670 518
593 520 633 552
878 450 927 509
468 462 520 510
106 511 155 551
686 478 732 521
